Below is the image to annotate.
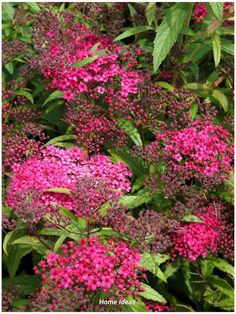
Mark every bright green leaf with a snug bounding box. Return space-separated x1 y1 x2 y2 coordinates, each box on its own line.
117 118 143 146
45 187 72 195
153 3 188 72
45 134 76 146
114 26 153 42
212 89 228 112
212 33 221 67
183 214 204 223
139 283 166 303
209 2 224 23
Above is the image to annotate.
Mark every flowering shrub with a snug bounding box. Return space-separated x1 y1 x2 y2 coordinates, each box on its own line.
2 2 234 312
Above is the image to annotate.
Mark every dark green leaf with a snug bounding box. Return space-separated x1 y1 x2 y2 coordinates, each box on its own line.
43 90 64 107
117 118 143 146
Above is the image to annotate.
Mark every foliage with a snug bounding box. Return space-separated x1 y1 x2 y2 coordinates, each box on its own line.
2 2 234 312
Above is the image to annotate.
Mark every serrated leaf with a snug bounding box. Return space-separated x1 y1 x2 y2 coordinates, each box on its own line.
189 103 198 119
221 38 234 55
121 296 147 312
45 187 72 195
3 230 15 255
45 134 76 146
2 2 14 20
140 253 169 282
14 89 34 104
183 214 204 223
114 26 153 42
4 62 14 74
54 235 67 252
43 90 64 107
12 299 31 308
139 283 166 303
108 149 148 177
208 256 234 277
117 118 143 146
72 55 99 68
155 81 174 91
12 236 50 256
209 2 224 23
7 247 33 279
212 33 221 67
120 191 151 209
212 89 228 112
146 3 157 26
27 2 40 11
164 258 181 279
207 275 234 294
153 4 188 72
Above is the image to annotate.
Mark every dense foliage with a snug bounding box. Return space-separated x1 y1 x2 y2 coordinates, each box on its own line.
2 2 234 312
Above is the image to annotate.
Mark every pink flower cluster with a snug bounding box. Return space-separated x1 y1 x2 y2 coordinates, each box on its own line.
145 301 171 312
40 24 146 104
34 237 145 297
192 3 208 23
171 205 221 261
7 146 131 220
158 120 233 180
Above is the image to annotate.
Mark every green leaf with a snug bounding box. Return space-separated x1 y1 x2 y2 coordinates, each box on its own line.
43 90 64 107
155 81 174 91
221 38 234 55
12 236 50 256
140 253 169 282
127 4 137 18
3 230 15 255
146 3 157 26
219 26 234 36
131 175 147 193
153 3 188 72
27 2 40 11
207 275 234 294
3 274 41 296
14 89 34 104
212 33 221 67
121 296 147 312
120 190 151 209
208 256 234 277
7 247 33 279
164 258 181 279
73 55 99 68
117 118 143 146
12 299 31 308
200 259 214 278
189 103 198 119
108 149 147 177
114 26 153 42
45 187 72 195
139 283 166 303
4 62 14 75
45 134 76 146
54 235 67 252
212 89 228 112
209 2 224 23
183 214 204 223
90 42 100 53
2 2 14 20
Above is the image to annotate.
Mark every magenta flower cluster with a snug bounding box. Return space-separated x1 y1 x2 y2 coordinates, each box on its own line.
157 120 233 180
34 237 145 298
7 146 131 220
